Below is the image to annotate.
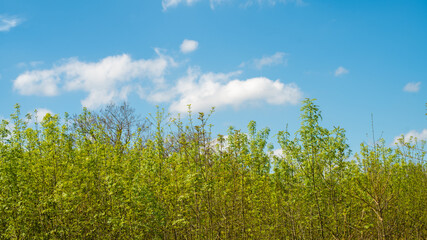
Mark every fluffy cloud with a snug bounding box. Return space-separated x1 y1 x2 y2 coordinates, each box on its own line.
334 66 349 77
13 42 304 113
253 52 287 69
168 68 302 112
0 15 22 32
14 53 172 109
34 108 53 123
393 129 427 144
162 0 304 10
162 0 199 10
180 39 199 53
209 0 229 9
272 148 284 157
14 69 61 96
17 61 44 68
403 82 421 93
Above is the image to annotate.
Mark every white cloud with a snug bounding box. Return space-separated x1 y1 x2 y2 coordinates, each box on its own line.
162 0 180 9
163 0 304 10
393 129 427 145
13 53 173 109
0 15 22 32
13 69 61 96
17 61 44 68
34 108 53 123
209 0 228 9
334 66 349 77
162 0 199 10
403 82 421 93
206 135 230 152
13 44 304 113
180 39 199 54
168 67 302 112
272 148 284 157
253 52 287 69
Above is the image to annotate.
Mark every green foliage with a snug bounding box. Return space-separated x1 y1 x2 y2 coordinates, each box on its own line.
0 100 425 239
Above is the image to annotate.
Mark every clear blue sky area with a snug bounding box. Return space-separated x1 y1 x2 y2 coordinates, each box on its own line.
1 0 426 152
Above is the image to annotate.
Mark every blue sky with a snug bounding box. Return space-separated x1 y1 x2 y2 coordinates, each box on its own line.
1 0 426 152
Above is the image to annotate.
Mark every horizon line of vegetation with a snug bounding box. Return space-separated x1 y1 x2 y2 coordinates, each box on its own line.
0 99 425 239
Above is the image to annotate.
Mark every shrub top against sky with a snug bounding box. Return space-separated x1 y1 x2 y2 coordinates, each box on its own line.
0 0 426 151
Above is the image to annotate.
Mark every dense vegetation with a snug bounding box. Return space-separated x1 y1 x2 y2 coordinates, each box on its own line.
0 99 425 239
